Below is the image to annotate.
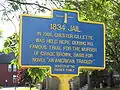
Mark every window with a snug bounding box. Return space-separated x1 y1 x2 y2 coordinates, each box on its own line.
13 65 17 72
13 75 17 83
8 64 12 72
8 64 17 72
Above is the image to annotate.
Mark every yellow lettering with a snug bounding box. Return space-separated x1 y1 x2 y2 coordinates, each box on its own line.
54 68 65 71
58 40 70 45
48 58 54 62
69 25 80 32
85 54 93 58
56 52 71 57
72 41 86 46
54 58 75 63
32 58 46 62
49 45 62 50
87 42 93 46
37 32 42 36
43 32 53 37
29 44 47 50
66 69 74 72
73 53 84 58
40 51 55 56
81 47 97 52
36 38 45 43
51 24 65 30
72 46 81 52
63 46 72 51
46 39 58 44
76 59 94 64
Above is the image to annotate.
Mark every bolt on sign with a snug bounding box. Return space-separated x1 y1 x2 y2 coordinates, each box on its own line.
19 9 105 90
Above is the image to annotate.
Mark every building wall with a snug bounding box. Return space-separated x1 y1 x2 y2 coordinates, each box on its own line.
44 76 59 90
0 64 16 86
43 76 80 90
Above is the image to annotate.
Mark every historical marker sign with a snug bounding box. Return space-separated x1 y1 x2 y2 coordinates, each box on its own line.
20 9 105 75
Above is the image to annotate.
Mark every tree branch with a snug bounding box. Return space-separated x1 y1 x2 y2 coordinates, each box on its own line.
0 3 17 33
51 0 59 8
8 0 51 11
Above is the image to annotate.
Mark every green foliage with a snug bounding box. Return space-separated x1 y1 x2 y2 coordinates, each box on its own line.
0 30 3 38
2 33 20 69
65 0 112 22
2 33 48 82
1 0 63 83
0 85 3 89
1 0 120 79
64 0 120 73
28 68 49 82
2 33 19 55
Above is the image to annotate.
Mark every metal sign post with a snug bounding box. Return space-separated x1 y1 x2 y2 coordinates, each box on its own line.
20 9 105 90
58 75 74 90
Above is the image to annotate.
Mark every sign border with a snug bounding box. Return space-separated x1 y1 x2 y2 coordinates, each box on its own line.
19 9 106 76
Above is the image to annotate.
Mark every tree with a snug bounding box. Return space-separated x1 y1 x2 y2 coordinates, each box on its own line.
0 30 2 38
64 0 120 73
17 68 31 86
0 0 63 25
1 0 120 86
1 0 62 84
63 1 120 89
105 1 120 74
2 33 49 85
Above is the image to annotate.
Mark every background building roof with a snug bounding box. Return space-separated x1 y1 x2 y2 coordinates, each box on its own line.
0 52 15 64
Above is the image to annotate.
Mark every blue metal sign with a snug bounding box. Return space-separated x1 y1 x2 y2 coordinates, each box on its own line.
20 9 105 75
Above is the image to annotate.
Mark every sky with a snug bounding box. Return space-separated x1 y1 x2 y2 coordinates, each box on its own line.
0 0 57 50
0 0 18 50
0 12 52 50
0 12 51 50
0 22 17 50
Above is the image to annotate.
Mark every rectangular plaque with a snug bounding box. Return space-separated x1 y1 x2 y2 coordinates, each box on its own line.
19 9 105 75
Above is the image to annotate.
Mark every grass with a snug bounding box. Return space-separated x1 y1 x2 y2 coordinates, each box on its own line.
16 87 120 90
16 87 38 90
90 88 120 90
2 87 120 90
0 86 2 89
